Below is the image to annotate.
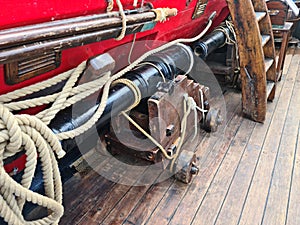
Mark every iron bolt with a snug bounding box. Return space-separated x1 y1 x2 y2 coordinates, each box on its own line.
166 124 175 137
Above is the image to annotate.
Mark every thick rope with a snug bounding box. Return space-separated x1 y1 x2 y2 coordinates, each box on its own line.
0 64 80 104
5 73 110 112
1 64 111 144
0 105 64 225
112 78 142 111
0 62 110 225
115 0 127 41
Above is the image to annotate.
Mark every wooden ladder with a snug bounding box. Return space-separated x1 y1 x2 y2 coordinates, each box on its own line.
226 0 277 122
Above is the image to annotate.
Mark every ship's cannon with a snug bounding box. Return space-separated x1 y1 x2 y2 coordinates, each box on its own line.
47 44 222 184
193 26 232 59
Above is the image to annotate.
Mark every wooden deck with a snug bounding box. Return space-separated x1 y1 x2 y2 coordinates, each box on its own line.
60 47 300 225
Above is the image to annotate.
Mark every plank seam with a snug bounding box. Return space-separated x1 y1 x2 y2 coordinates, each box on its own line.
236 50 299 225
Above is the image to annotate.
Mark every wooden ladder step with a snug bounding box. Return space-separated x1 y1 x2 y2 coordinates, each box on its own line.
255 12 267 22
265 58 274 72
261 35 271 47
267 80 275 98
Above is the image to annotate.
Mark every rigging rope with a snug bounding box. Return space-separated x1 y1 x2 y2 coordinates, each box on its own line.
215 20 240 72
0 64 110 225
112 78 142 111
115 0 127 40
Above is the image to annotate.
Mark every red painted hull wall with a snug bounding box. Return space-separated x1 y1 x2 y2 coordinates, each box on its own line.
0 0 228 95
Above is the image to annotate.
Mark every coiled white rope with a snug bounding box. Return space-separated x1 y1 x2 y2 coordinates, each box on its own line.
0 105 64 225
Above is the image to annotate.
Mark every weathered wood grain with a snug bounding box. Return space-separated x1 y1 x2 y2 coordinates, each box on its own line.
238 49 300 225
262 48 300 225
191 119 256 225
213 48 297 225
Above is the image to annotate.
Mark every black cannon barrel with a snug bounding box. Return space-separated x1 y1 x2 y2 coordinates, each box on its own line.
193 27 231 59
49 44 193 153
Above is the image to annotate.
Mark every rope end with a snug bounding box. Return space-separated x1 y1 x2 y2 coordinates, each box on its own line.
106 0 114 12
57 150 66 159
208 11 217 22
153 8 178 22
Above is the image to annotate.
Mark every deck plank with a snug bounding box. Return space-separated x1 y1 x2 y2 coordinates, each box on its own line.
213 48 298 225
285 48 300 225
123 178 173 225
93 167 164 225
60 156 117 224
61 153 148 224
261 49 300 225
237 49 300 225
192 48 297 224
190 119 256 225
282 48 295 76
286 124 300 225
75 160 151 225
